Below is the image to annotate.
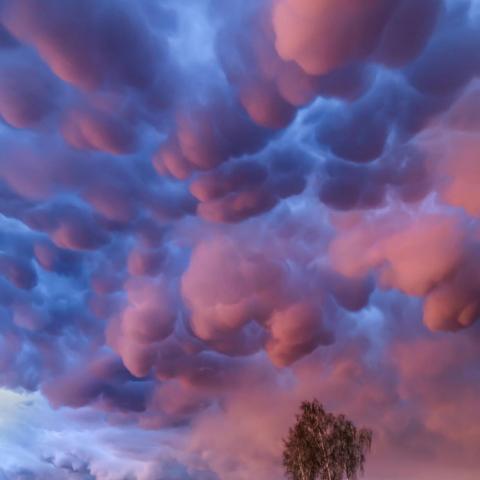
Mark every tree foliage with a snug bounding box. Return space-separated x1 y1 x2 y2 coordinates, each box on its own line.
283 399 373 480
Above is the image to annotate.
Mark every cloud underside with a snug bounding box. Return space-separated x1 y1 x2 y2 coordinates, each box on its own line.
0 0 480 479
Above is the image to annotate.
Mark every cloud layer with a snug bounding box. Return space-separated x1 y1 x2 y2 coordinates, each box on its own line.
0 0 480 479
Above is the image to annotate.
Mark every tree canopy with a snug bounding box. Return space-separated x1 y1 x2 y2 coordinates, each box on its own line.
283 399 373 480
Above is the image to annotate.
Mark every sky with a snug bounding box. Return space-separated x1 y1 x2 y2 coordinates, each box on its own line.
0 0 479 479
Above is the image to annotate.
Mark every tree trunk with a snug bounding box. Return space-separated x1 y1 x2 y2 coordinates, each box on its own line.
299 449 309 480
307 422 333 480
300 463 307 480
318 433 333 480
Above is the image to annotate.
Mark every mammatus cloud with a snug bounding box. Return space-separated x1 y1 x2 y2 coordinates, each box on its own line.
0 0 480 479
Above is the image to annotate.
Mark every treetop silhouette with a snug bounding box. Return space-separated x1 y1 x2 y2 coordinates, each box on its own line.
283 399 372 480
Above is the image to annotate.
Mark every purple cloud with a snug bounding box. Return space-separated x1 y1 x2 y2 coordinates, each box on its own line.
0 1 480 479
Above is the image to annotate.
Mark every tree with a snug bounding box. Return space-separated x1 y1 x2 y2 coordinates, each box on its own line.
283 399 372 480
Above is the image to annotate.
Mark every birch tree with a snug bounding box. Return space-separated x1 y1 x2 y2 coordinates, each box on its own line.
283 399 372 480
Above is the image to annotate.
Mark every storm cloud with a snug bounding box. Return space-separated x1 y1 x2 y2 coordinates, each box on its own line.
0 1 480 479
